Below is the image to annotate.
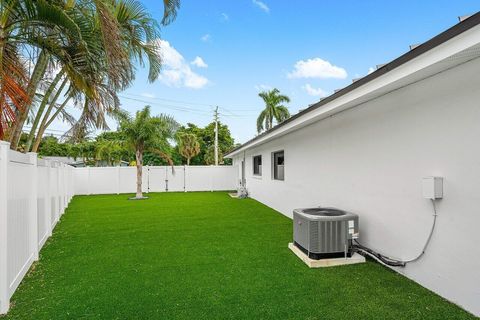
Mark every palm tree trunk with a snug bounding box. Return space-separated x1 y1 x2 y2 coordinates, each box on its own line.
31 95 71 153
135 147 143 198
10 50 49 150
187 157 190 166
25 71 65 152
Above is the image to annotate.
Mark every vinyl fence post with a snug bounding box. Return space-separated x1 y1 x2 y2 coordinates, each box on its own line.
61 163 66 212
163 166 167 192
148 165 151 194
52 162 58 223
70 166 74 201
59 163 62 212
60 163 65 214
183 165 186 192
0 141 10 314
87 166 91 195
55 162 60 222
117 165 120 195
64 164 68 208
27 153 39 261
211 166 214 192
67 166 71 202
45 160 52 237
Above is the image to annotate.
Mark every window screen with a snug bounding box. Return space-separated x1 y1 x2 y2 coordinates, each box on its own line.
253 155 262 175
272 151 284 180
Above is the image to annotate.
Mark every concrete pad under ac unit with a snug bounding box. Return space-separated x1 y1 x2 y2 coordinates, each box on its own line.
288 243 366 268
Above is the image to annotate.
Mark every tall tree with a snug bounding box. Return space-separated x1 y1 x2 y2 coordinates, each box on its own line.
1 0 181 151
256 88 291 133
95 140 126 166
0 0 89 142
177 122 234 165
177 132 200 165
5 1 96 149
117 106 178 199
30 0 166 152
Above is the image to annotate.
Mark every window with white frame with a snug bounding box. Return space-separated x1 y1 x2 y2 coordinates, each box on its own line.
272 151 284 180
253 155 262 176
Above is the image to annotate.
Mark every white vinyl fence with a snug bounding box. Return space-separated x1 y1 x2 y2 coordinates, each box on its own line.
0 139 237 314
74 165 237 195
0 141 74 314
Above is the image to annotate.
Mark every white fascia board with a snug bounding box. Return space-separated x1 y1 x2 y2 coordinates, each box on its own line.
226 24 480 158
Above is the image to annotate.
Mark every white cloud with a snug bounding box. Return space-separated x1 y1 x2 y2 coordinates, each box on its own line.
254 84 272 91
368 67 375 74
141 92 156 98
191 56 208 68
156 40 209 89
221 13 229 21
201 34 211 42
183 69 209 89
302 84 328 97
287 58 347 79
252 0 270 13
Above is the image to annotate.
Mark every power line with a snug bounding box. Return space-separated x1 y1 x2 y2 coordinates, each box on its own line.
120 93 261 113
218 112 253 118
219 106 240 117
119 95 213 116
122 93 215 107
120 95 260 119
23 126 68 133
22 129 72 138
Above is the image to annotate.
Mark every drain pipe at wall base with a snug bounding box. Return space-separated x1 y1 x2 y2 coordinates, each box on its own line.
353 198 439 268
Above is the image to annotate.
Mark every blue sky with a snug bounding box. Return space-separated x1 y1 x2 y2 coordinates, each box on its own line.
51 1 479 143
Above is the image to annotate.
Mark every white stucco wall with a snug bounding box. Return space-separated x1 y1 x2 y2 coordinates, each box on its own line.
233 56 480 316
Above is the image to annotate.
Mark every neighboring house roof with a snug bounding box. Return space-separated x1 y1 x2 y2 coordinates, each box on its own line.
226 12 480 157
42 157 129 167
42 157 79 165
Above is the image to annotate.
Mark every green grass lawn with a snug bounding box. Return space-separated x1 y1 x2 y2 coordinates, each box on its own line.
1 192 475 319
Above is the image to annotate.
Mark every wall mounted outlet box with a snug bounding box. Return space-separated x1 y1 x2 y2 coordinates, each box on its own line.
422 176 443 199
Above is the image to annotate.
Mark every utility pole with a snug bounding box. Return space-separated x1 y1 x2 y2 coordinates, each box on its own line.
214 106 219 166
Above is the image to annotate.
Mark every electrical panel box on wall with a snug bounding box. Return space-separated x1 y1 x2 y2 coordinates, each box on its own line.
422 176 443 199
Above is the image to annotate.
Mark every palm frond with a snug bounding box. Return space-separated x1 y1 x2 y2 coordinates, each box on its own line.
93 0 131 89
0 43 29 139
161 0 180 25
275 106 290 123
256 109 266 133
116 0 161 82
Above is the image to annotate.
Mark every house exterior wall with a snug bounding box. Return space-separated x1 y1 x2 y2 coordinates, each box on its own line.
232 56 480 316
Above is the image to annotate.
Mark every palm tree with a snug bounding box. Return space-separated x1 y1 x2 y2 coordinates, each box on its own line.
95 140 125 166
68 141 96 165
4 0 101 149
0 0 90 143
178 132 200 165
3 0 181 150
204 145 224 165
256 88 291 133
117 106 178 199
28 0 165 152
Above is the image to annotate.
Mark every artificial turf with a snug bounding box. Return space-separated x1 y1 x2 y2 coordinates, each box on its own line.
1 192 475 319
